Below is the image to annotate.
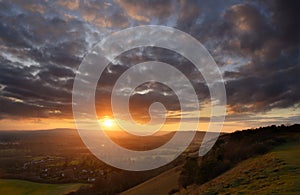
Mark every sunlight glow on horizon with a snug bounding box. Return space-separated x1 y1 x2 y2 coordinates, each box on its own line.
102 118 114 128
99 116 116 129
0 107 298 132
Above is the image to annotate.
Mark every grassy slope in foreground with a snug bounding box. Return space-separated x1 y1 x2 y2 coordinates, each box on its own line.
120 166 182 195
0 179 88 195
182 140 300 194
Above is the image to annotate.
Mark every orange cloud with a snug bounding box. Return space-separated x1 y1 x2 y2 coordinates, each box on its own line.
57 0 79 10
115 0 175 23
24 4 46 14
115 0 150 22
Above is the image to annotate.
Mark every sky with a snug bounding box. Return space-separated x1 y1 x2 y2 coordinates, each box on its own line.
0 0 299 132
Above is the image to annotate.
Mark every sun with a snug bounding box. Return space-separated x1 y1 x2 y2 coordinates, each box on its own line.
101 118 114 128
103 119 113 127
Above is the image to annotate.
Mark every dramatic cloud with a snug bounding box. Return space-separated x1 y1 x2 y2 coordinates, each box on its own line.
115 0 176 23
0 0 299 129
222 1 300 113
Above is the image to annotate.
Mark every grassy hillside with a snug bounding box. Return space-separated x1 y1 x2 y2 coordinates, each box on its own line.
0 179 88 195
179 125 299 186
181 140 300 194
121 125 300 195
120 166 181 195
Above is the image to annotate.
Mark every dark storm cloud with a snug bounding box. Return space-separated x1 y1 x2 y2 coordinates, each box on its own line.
0 57 73 118
0 0 88 65
176 0 299 115
224 3 271 51
221 1 300 113
226 64 300 113
93 47 210 121
0 0 88 119
0 0 299 124
177 0 201 30
113 46 210 88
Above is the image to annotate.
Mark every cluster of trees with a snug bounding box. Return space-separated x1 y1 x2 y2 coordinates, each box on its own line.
179 124 300 188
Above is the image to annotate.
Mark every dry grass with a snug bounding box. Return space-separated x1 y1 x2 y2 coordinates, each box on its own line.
120 166 182 195
180 140 300 194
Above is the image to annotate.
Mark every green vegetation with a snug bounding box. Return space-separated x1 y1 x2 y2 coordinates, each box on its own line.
117 125 300 195
179 124 300 194
0 179 88 195
0 129 190 194
179 124 299 187
1 126 299 194
183 140 300 194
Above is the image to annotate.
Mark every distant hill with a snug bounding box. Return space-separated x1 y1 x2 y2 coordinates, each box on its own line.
0 128 206 194
2 125 299 194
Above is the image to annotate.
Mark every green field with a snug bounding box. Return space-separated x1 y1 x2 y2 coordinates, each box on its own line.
183 140 300 194
0 179 88 195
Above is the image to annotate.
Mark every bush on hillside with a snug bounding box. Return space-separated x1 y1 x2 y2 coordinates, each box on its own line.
179 124 299 187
